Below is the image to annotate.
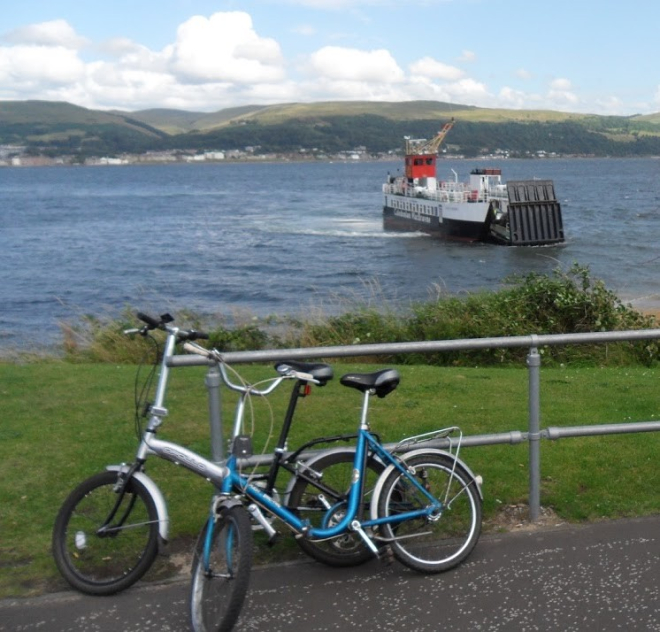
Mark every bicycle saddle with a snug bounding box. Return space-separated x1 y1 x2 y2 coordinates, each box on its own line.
274 360 334 386
339 369 400 398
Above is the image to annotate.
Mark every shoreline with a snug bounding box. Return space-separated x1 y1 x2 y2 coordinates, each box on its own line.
624 295 660 320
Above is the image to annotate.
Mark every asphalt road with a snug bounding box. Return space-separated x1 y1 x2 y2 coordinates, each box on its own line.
2 516 659 631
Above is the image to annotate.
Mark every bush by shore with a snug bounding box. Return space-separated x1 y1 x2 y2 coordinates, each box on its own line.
60 264 658 367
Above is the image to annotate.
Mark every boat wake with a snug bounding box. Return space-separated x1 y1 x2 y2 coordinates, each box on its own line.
265 227 427 239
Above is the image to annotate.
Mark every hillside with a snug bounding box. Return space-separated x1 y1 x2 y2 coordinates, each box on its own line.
112 105 271 134
2 99 660 159
0 100 168 156
123 100 591 133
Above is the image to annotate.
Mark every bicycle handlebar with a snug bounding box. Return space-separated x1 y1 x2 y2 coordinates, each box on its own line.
137 311 165 329
183 341 320 396
124 311 209 341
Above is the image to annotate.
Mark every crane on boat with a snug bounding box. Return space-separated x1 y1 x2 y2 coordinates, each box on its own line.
404 118 455 156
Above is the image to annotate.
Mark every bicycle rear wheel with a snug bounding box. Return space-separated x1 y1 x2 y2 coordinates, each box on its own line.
52 470 160 595
376 452 482 573
190 505 253 632
287 449 384 567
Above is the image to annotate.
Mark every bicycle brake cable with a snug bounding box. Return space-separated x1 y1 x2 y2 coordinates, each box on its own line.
133 333 159 441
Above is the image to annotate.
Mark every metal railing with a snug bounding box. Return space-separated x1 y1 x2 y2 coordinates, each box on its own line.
168 328 660 522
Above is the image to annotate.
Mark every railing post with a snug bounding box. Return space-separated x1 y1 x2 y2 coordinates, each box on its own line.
205 364 224 463
527 337 541 522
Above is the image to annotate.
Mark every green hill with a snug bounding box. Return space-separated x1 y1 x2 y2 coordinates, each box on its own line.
112 105 271 134
0 100 168 156
2 99 660 158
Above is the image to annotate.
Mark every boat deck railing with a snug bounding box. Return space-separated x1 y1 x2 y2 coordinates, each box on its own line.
383 181 505 204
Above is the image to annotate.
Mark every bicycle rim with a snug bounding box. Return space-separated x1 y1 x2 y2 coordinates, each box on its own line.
52 470 160 595
190 506 253 632
377 453 482 573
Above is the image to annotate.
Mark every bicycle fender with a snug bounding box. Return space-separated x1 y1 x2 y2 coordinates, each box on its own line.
369 448 483 522
106 465 170 543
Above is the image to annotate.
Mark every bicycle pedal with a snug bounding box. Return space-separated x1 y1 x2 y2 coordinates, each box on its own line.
379 545 395 566
266 532 280 547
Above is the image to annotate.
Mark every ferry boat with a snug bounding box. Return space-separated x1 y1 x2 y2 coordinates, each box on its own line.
382 120 565 246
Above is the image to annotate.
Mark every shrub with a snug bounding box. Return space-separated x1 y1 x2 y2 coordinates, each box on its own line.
58 264 658 367
404 263 657 366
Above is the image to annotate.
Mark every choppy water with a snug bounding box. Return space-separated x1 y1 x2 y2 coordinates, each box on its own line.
2 157 660 351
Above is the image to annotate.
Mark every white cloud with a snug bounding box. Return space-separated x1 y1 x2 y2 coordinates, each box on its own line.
409 57 464 81
97 37 145 58
169 12 285 84
0 11 652 114
550 78 572 92
307 46 404 83
0 45 85 86
3 19 88 49
457 50 476 63
593 95 626 115
547 77 579 109
402 74 490 107
442 78 490 101
498 86 531 109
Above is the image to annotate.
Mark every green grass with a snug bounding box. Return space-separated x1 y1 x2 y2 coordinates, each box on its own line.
2 361 660 598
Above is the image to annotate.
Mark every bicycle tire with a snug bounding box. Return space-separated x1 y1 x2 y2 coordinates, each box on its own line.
376 452 482 573
287 449 384 567
190 505 253 632
52 470 160 595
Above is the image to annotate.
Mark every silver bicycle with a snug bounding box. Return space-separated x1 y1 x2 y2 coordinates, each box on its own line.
51 312 384 597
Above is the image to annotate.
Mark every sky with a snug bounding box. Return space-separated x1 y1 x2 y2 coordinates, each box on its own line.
1 0 659 116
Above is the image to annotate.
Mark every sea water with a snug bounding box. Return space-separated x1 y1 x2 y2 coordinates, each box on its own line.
1 157 659 351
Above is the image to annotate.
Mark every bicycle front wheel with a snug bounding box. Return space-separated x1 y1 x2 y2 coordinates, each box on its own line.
376 452 482 573
190 505 253 632
52 470 160 595
287 449 384 567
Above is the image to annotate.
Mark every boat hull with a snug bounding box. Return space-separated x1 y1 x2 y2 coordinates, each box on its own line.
382 178 565 246
382 198 489 242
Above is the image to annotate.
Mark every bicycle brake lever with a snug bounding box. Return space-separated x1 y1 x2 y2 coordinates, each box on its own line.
182 342 223 364
183 341 210 357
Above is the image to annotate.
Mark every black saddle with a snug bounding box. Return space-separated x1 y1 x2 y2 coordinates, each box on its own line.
274 360 333 386
339 369 400 398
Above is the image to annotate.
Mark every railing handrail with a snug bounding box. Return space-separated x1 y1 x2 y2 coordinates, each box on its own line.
169 327 660 522
168 328 660 367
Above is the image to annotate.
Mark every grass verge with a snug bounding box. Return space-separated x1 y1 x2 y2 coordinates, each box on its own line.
2 361 660 598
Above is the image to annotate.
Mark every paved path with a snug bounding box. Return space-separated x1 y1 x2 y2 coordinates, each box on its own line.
2 516 660 631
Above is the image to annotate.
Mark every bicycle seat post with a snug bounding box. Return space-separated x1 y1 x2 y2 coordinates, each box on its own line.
359 389 372 430
205 363 225 464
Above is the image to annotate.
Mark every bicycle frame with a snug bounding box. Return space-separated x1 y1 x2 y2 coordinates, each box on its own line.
217 383 445 547
114 321 336 544
240 430 441 535
137 408 443 551
117 317 448 556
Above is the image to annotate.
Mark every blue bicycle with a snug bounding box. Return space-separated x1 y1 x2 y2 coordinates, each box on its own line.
51 312 482 632
184 341 483 632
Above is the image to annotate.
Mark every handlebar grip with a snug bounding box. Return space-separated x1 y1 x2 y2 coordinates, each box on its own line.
189 330 210 341
137 312 161 329
177 329 209 341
